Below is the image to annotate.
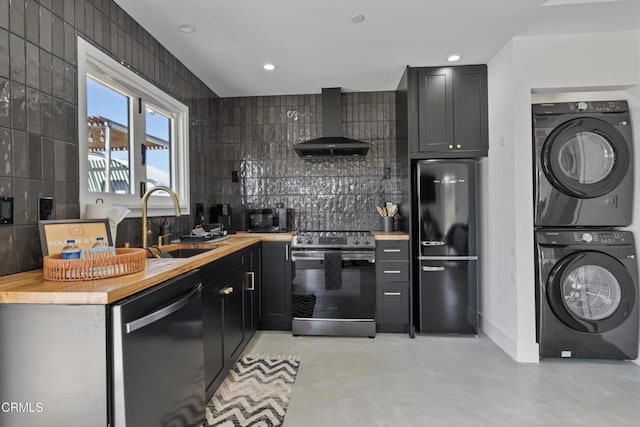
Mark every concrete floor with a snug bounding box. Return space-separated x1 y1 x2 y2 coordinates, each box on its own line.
244 331 640 427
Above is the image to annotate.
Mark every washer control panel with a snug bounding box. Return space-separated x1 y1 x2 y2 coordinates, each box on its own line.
536 230 631 246
533 100 629 115
569 100 626 113
571 231 628 245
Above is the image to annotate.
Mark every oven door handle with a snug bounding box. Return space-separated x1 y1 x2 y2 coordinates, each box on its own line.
291 250 375 262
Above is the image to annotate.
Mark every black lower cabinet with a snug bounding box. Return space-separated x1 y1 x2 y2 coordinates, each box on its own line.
376 282 410 332
201 243 262 401
244 243 261 345
375 240 411 333
201 250 246 400
260 241 292 330
223 270 245 364
201 279 225 399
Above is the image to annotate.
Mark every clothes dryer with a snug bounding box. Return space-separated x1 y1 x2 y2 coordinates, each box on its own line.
535 229 638 359
533 101 633 227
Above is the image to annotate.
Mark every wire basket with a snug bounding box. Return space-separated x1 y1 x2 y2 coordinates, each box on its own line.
43 248 147 281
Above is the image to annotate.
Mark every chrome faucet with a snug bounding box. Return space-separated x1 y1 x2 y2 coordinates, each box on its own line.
141 186 181 248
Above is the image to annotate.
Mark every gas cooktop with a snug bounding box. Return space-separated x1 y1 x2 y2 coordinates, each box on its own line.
292 231 375 249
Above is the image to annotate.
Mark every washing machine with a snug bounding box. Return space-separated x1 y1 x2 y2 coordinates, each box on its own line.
533 100 633 227
535 229 638 359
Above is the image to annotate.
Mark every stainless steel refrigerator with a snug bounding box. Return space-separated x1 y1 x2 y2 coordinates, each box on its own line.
415 159 478 334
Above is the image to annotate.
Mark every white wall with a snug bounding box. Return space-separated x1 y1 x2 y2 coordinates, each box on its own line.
480 40 522 359
483 31 640 363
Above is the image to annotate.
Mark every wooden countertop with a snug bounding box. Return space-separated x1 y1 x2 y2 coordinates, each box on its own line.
0 230 408 305
233 231 295 241
0 236 262 305
372 231 410 240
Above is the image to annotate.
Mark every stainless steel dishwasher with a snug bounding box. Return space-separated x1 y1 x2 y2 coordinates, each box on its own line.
111 270 205 426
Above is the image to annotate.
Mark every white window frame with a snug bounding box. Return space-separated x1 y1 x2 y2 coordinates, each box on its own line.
77 37 190 217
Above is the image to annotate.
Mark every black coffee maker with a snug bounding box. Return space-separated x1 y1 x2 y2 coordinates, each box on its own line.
210 203 235 234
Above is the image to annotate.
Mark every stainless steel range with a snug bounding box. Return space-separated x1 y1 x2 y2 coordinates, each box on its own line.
290 231 376 338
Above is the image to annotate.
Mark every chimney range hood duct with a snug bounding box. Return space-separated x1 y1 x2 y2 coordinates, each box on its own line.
293 87 370 157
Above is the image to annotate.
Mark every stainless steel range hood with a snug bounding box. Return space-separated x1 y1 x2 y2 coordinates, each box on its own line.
294 88 370 157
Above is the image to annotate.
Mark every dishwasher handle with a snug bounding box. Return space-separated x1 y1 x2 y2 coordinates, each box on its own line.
125 284 202 334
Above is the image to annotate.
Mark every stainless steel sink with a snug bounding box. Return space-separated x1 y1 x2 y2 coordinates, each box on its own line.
159 248 214 258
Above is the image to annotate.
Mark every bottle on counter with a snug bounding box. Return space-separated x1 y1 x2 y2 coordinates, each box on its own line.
61 239 81 259
92 237 106 248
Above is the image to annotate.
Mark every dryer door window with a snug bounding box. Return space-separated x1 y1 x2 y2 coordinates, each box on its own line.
557 133 615 184
542 117 630 198
547 251 635 333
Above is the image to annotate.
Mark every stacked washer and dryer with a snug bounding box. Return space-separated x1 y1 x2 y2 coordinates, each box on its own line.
533 101 639 360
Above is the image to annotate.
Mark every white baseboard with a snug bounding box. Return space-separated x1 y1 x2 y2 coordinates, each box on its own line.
480 314 539 363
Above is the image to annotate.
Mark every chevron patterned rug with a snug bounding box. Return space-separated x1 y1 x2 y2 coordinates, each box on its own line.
204 354 300 426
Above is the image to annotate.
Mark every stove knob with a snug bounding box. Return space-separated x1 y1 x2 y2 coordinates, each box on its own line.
582 233 593 243
363 239 370 245
306 238 313 244
296 237 303 244
353 239 360 245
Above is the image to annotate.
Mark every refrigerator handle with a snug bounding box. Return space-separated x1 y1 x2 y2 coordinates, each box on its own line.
421 241 446 247
422 266 445 272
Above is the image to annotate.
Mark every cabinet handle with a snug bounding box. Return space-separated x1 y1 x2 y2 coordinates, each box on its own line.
383 249 401 253
285 244 289 261
422 241 445 247
246 272 255 291
383 291 402 296
422 266 445 272
223 287 234 295
384 270 402 274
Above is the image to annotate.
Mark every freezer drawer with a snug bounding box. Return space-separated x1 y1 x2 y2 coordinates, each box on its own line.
418 259 478 334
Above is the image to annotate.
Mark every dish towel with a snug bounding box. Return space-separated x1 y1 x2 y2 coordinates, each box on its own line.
324 251 343 290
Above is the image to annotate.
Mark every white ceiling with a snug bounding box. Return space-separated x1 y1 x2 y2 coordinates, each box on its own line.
115 0 640 97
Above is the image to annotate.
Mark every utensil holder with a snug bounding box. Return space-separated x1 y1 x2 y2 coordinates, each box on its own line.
381 217 394 232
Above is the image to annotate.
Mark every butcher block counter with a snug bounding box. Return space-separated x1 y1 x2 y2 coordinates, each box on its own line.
0 234 297 305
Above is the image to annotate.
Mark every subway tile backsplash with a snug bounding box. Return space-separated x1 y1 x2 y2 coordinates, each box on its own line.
209 92 398 231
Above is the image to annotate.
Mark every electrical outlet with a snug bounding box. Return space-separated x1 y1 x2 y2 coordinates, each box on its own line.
0 197 13 225
39 197 54 220
383 167 391 180
232 170 239 182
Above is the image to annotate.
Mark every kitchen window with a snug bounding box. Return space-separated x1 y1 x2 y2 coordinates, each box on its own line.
77 37 190 216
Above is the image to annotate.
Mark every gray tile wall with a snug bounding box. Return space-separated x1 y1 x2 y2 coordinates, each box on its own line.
0 0 217 275
210 92 398 231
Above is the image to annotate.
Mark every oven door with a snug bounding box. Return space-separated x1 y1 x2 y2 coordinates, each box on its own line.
291 250 376 326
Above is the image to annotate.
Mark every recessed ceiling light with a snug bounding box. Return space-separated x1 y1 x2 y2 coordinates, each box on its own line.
263 63 276 71
542 0 623 5
351 14 365 23
177 24 196 33
448 55 461 62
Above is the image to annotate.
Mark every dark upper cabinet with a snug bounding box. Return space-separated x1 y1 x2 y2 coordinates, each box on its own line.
260 241 292 330
414 65 488 157
418 67 454 153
